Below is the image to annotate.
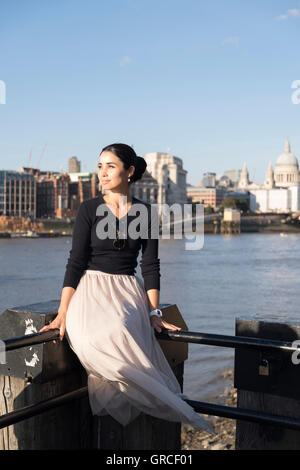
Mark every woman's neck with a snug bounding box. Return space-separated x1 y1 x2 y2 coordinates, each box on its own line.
103 190 132 207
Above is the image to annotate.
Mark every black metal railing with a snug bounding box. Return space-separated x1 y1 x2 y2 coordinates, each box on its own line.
156 329 298 353
2 327 299 353
1 328 300 432
2 330 61 351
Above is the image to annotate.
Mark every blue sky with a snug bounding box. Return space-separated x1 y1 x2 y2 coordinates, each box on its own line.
0 0 300 185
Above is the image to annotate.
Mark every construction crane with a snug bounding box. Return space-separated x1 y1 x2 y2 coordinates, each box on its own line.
27 148 33 166
36 144 47 169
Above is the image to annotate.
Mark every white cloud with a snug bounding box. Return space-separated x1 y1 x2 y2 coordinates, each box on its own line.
119 56 133 67
221 37 240 47
276 8 300 20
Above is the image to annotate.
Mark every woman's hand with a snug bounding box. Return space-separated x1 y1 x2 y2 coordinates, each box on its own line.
39 311 67 342
150 315 182 333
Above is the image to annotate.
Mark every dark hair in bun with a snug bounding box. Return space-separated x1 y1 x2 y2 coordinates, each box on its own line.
100 143 147 184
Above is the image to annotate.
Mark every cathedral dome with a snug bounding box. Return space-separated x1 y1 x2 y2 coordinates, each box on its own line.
275 138 298 168
276 152 298 167
274 138 299 187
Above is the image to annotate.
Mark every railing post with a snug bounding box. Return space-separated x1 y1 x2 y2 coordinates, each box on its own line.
234 314 300 450
0 300 95 450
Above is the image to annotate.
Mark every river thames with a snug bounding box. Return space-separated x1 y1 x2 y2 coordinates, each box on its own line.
1 232 300 403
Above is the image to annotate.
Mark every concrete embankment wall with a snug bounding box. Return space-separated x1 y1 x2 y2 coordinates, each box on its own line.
2 214 300 236
204 214 300 234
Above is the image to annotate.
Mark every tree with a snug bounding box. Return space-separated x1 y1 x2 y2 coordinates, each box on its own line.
204 205 214 214
235 198 249 214
218 197 249 214
218 197 237 213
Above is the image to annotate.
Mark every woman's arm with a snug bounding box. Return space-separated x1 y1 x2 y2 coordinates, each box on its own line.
59 286 76 313
146 287 181 333
140 204 161 292
40 201 92 341
146 288 159 311
62 201 92 290
141 206 181 333
40 286 75 341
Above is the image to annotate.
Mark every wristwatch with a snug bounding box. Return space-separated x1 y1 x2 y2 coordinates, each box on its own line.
149 308 163 318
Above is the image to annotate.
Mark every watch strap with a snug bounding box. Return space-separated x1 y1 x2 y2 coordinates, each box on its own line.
149 308 163 318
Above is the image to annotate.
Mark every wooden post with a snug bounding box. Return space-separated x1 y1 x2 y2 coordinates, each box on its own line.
0 301 188 450
0 300 94 450
234 314 300 450
97 304 188 450
97 362 183 450
213 220 220 234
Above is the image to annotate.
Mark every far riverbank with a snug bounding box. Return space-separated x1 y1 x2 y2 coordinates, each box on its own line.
1 213 300 237
206 213 300 234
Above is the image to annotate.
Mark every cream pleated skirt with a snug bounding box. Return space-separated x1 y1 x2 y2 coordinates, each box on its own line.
65 269 215 434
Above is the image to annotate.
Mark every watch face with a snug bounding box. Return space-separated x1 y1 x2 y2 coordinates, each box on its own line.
150 309 162 317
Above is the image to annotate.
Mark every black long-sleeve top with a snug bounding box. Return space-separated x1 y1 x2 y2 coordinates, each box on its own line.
62 193 161 292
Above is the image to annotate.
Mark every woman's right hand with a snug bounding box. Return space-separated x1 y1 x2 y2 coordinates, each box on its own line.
39 310 67 342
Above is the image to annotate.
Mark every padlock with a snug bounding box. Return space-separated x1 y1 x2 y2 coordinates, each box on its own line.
259 358 269 376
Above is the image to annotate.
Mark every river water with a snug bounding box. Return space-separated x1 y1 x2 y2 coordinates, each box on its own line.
1 232 299 403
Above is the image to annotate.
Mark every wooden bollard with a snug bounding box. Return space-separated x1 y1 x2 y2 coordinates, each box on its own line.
95 303 188 450
0 301 188 450
234 314 300 450
0 300 94 450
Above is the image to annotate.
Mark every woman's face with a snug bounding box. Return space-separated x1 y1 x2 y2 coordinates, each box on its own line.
98 151 134 191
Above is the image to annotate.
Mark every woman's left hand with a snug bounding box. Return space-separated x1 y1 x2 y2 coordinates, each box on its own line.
150 316 182 333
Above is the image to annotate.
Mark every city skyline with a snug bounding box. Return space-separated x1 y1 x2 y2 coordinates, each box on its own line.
2 136 298 188
0 1 300 185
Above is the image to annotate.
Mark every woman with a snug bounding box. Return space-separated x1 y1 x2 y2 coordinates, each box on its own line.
40 143 215 434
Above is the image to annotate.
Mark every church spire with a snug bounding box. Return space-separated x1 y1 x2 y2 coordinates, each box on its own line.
238 161 249 188
264 161 274 188
241 161 248 174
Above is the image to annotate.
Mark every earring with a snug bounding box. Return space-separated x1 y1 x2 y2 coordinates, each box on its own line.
128 177 131 182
